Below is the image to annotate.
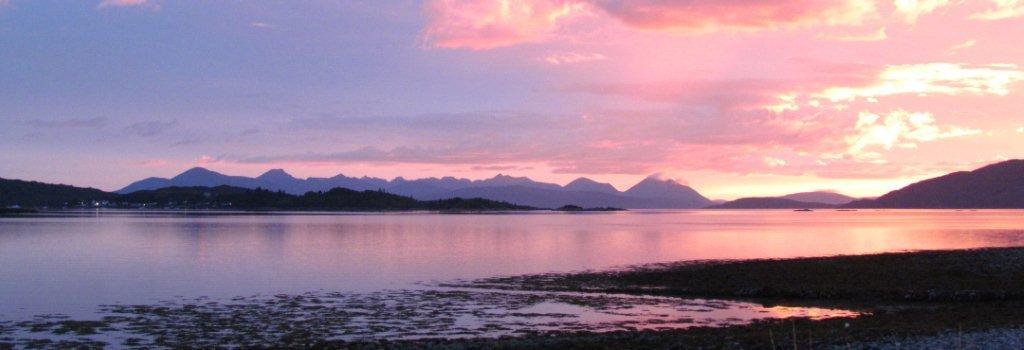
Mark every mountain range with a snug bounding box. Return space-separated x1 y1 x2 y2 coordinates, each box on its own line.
117 168 713 209
707 197 839 209
708 191 858 209
6 159 1023 210
779 191 857 205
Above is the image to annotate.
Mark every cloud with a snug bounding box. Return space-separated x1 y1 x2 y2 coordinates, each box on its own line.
249 22 274 29
27 117 107 129
566 79 793 106
97 0 150 8
196 155 226 164
816 63 1024 102
422 0 878 49
845 110 979 159
234 102 849 177
133 159 169 168
421 0 587 50
470 164 535 171
817 27 887 41
893 0 951 23
544 52 606 65
971 0 1024 20
764 156 788 167
949 39 976 52
587 0 876 31
124 120 176 137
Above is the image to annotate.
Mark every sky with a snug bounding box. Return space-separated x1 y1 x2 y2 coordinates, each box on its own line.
0 0 1022 199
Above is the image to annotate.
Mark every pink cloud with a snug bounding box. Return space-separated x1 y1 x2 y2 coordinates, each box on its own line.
422 0 877 49
422 0 587 50
543 52 607 65
134 159 170 168
587 0 876 31
894 0 951 23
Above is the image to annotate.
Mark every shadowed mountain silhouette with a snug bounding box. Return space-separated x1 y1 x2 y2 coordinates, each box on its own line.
255 169 308 194
706 197 836 209
780 191 856 205
844 159 1024 208
623 175 711 208
563 177 619 194
117 168 712 209
0 178 116 207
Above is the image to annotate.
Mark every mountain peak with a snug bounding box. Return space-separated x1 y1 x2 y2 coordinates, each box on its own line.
172 167 221 180
257 169 296 181
181 166 213 174
564 177 618 194
625 175 709 206
568 177 597 184
638 174 681 185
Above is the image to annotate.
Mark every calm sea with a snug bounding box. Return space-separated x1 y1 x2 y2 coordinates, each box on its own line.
2 209 1022 336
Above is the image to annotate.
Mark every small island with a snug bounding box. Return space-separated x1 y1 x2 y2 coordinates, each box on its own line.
554 204 626 212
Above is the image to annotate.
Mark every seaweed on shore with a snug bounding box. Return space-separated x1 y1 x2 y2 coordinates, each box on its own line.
7 248 1024 349
457 247 1024 302
1 289 830 349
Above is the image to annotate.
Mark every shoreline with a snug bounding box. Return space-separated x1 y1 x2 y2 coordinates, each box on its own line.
4 247 1024 348
425 247 1024 349
456 247 1024 302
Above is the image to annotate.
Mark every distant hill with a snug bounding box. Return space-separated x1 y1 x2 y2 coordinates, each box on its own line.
780 191 856 205
123 186 533 211
0 178 117 207
845 160 1024 208
119 168 268 193
563 177 619 194
707 197 835 209
0 178 534 211
117 168 713 209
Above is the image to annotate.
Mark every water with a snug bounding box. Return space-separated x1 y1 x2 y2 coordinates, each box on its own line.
1 209 1023 342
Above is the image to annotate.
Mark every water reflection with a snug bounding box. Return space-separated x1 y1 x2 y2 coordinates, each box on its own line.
1 210 1023 318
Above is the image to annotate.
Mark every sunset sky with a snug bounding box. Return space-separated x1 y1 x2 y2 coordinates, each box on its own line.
1 0 1022 199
